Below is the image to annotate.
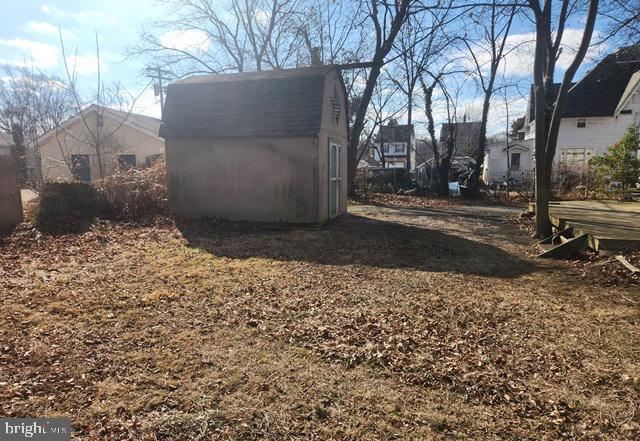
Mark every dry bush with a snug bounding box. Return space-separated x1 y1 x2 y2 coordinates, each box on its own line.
35 182 104 233
95 161 168 221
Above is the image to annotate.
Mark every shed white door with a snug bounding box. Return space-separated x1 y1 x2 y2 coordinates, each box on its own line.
329 141 341 217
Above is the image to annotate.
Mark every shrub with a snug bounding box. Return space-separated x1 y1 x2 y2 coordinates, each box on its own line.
592 126 640 191
95 161 168 221
36 182 104 233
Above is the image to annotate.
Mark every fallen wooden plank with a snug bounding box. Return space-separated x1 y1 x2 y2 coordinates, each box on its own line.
614 255 640 273
538 233 588 258
537 226 573 245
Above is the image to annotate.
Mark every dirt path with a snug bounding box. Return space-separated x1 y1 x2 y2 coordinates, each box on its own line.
1 206 638 440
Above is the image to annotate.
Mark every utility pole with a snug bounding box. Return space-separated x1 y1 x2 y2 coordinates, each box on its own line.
146 67 174 119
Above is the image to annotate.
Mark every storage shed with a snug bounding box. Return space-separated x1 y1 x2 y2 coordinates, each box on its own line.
160 66 348 224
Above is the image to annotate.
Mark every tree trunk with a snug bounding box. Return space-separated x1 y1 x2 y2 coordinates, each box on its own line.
436 162 450 196
466 90 492 197
406 94 412 173
532 14 552 238
348 62 383 197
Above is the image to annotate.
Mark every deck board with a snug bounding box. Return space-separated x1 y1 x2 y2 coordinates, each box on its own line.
548 201 640 251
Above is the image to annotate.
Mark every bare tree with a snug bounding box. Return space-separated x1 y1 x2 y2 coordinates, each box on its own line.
132 0 303 77
0 66 75 186
296 0 366 66
420 69 464 196
389 8 451 174
528 0 599 238
347 0 417 197
54 30 150 180
599 0 640 46
362 76 404 168
462 0 518 197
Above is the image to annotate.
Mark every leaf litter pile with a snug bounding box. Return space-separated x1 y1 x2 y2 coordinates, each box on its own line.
1 208 639 440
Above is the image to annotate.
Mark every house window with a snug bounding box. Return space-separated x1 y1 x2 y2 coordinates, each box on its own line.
576 119 587 128
620 109 632 115
145 154 162 167
118 154 136 170
382 144 391 155
71 154 91 182
395 143 405 154
510 152 521 171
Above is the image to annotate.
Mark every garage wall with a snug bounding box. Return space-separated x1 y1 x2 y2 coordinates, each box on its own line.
166 136 320 223
40 111 165 182
0 153 23 236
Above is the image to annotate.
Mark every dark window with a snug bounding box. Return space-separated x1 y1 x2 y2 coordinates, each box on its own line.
71 154 91 182
577 119 587 128
510 152 521 171
118 154 136 170
145 154 162 167
620 109 632 115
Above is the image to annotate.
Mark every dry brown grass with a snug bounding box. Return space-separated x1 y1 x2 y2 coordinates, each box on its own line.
0 206 639 440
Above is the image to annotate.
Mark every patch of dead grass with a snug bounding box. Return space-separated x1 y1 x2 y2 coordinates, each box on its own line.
1 211 639 440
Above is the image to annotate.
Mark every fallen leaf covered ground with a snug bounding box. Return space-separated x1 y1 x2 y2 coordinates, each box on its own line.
1 203 639 440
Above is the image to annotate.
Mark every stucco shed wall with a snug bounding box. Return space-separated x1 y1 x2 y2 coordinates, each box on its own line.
166 136 320 223
317 70 348 223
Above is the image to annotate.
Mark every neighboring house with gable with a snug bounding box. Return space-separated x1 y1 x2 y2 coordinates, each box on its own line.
439 118 482 157
524 45 640 172
482 139 533 185
371 120 416 170
38 104 164 182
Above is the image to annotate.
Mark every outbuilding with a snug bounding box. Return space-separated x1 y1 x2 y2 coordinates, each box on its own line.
160 66 348 224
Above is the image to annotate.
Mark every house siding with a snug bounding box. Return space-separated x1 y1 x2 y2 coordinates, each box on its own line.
39 111 165 182
525 83 640 168
483 143 533 184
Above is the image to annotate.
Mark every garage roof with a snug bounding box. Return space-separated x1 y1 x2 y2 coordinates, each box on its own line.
160 66 337 139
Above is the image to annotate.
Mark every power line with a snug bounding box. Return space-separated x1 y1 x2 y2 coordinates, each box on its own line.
145 67 175 119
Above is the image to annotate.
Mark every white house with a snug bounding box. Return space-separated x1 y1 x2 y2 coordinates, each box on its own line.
524 45 640 173
371 121 416 170
38 105 164 182
482 139 534 185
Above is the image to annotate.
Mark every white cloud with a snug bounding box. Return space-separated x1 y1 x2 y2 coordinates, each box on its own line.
486 96 529 136
65 54 108 76
0 38 60 69
131 88 161 119
23 21 76 40
41 4 118 26
160 30 210 52
464 28 606 77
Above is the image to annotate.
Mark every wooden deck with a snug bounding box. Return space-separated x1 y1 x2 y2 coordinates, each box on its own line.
549 200 640 253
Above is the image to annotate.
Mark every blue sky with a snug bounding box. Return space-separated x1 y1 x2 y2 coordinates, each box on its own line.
0 1 165 117
0 1 614 135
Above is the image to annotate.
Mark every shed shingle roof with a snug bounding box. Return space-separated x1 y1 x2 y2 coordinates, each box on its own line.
161 66 337 139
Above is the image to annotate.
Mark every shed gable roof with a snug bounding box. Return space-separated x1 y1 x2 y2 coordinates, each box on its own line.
160 66 336 139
